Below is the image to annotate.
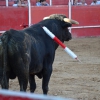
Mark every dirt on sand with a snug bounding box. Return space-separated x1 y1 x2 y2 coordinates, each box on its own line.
8 37 100 100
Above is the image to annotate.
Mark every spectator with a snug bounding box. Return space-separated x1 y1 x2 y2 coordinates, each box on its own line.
36 0 41 6
91 0 100 5
73 0 80 5
13 0 27 7
17 0 28 7
78 0 87 5
13 1 18 7
40 0 49 6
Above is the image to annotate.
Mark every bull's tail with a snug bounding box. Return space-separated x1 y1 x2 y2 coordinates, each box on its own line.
1 31 10 88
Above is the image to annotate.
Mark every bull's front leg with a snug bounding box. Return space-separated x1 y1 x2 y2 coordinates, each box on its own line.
42 64 52 95
1 72 9 89
29 74 36 93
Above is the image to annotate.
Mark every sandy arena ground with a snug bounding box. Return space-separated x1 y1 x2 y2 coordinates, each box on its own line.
6 37 100 100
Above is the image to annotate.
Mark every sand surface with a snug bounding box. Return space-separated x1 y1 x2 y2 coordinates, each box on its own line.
6 37 100 100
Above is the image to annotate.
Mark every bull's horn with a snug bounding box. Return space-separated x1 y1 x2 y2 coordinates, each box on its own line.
43 17 50 20
64 18 79 24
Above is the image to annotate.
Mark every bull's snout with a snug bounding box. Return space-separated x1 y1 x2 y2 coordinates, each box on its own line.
66 33 72 41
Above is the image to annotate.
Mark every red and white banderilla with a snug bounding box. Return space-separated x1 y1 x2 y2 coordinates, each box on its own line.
42 26 81 62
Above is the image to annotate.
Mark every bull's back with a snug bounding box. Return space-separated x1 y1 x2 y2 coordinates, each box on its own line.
7 29 31 78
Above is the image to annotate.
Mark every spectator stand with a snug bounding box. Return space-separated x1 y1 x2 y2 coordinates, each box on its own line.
29 0 95 6
0 0 14 6
0 0 99 7
72 0 92 5
30 0 69 6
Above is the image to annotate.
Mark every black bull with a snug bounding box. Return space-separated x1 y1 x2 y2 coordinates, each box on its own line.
0 14 78 94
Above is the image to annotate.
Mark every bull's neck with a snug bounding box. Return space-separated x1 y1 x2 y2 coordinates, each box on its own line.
54 38 64 50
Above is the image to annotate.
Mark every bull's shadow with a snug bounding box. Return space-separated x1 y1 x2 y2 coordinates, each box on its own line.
0 14 78 94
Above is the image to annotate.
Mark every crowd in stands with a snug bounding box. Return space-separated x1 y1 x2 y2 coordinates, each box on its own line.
13 0 28 7
36 0 49 6
90 0 100 5
12 0 49 7
0 0 100 7
73 0 87 5
73 0 100 5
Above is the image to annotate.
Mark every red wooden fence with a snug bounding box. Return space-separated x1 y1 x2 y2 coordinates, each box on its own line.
0 5 100 37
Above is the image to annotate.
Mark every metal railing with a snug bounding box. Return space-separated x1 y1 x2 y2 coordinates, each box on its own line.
5 0 31 27
28 0 31 26
49 0 52 6
6 0 8 6
68 0 100 31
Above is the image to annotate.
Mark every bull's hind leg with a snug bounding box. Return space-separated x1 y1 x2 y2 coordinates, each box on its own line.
29 74 36 93
15 58 29 92
18 72 28 92
9 57 29 92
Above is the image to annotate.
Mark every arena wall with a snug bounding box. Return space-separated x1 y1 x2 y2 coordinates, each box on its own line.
0 7 28 30
0 6 100 37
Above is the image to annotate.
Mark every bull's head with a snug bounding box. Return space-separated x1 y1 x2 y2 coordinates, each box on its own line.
43 14 79 41
43 14 79 25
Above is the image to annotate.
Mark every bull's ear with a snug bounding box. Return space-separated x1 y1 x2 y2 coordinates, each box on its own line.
61 21 72 28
